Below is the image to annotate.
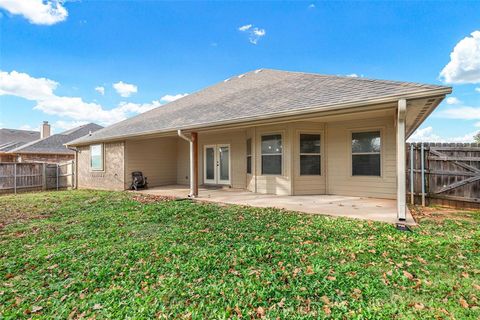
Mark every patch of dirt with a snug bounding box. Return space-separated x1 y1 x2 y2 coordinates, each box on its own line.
409 205 477 223
0 212 52 230
130 193 176 204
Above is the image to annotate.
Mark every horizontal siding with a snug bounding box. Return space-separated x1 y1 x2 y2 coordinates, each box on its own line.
125 137 177 187
326 116 397 199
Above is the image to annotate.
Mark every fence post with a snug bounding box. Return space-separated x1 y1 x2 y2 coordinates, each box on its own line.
421 143 425 207
56 164 59 190
13 163 17 194
410 144 414 205
42 163 47 190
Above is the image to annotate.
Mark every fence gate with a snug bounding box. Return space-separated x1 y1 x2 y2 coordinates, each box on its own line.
408 143 480 209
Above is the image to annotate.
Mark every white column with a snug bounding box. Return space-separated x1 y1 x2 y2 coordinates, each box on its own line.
397 99 407 221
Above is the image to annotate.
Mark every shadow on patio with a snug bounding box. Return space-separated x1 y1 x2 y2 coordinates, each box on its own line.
136 185 416 225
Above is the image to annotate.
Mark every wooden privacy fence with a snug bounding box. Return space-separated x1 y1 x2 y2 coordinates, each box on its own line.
0 161 75 194
407 143 480 209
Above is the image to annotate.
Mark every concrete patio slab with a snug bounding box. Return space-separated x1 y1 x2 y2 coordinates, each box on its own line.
137 185 416 225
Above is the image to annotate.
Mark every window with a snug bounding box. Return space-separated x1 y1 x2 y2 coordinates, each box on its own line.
261 134 282 175
246 138 252 174
300 134 321 175
90 144 104 171
352 131 381 176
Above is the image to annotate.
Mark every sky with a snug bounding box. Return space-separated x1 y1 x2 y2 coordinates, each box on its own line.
0 0 479 141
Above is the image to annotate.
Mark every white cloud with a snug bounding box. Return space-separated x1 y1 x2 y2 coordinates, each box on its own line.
0 70 57 100
54 120 88 131
95 86 105 95
160 93 188 103
18 124 36 131
238 24 252 31
446 97 461 105
0 70 177 126
440 31 480 84
439 106 480 120
408 126 477 143
476 87 480 93
113 81 137 97
238 24 266 45
0 0 68 25
117 100 162 114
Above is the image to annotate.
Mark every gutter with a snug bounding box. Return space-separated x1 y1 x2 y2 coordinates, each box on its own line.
68 87 452 147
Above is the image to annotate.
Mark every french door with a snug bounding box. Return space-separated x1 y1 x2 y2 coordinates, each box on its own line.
204 144 230 185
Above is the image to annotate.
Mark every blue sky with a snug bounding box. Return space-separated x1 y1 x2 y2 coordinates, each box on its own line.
0 1 479 141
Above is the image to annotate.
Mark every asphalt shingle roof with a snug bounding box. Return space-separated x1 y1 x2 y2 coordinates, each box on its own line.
11 123 103 154
70 69 450 145
0 129 40 152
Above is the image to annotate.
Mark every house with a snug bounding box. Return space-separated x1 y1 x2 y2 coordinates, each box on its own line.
67 69 452 221
8 122 103 163
0 127 41 162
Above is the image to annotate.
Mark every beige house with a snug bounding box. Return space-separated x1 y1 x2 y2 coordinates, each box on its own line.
68 69 451 221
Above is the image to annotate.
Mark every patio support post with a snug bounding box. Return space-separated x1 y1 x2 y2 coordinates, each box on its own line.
191 132 199 197
396 99 407 221
178 129 198 198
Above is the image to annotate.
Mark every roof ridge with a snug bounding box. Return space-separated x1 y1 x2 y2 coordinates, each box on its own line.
259 68 449 89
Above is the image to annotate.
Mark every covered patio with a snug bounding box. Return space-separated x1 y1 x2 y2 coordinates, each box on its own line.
137 185 416 225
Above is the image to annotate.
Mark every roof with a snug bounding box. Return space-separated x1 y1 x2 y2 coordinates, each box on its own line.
10 123 103 154
0 128 40 152
69 69 451 145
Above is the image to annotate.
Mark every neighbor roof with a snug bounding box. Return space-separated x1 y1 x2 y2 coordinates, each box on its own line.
10 123 103 154
0 128 40 152
69 69 451 145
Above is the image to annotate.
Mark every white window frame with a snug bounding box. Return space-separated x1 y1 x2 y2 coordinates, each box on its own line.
299 133 321 176
351 130 382 177
261 133 283 176
90 144 104 172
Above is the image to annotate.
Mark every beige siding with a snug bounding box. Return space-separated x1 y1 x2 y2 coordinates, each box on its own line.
325 116 396 199
253 123 293 195
125 137 177 187
291 122 326 195
77 142 125 191
246 128 255 192
176 138 190 185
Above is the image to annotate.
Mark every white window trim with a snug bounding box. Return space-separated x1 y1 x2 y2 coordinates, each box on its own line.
350 129 382 178
261 133 283 176
90 143 105 172
299 132 322 176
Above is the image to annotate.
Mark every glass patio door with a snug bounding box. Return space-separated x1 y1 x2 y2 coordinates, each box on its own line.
204 144 230 185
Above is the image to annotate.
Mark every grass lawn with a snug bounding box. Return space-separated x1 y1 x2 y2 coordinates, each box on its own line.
0 191 479 319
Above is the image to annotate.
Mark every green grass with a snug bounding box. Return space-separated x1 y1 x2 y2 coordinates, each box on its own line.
0 190 479 319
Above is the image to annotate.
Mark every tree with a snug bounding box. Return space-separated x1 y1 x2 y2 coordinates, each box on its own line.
475 132 480 143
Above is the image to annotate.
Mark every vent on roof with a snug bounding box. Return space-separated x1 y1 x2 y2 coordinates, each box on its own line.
238 74 245 79
254 69 263 74
224 78 231 82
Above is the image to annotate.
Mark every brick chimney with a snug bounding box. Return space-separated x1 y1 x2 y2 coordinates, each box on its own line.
41 121 51 139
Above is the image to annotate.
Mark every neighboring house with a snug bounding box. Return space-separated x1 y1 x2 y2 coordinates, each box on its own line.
9 123 103 163
0 128 41 162
67 69 452 220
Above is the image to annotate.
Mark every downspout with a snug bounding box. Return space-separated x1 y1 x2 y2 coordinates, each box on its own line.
177 130 197 198
67 146 78 189
397 99 407 221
